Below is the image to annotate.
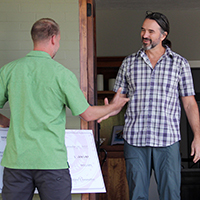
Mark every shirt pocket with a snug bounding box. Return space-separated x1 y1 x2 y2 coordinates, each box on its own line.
157 70 179 98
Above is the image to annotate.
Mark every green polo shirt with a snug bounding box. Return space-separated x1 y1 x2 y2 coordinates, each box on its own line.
0 51 89 169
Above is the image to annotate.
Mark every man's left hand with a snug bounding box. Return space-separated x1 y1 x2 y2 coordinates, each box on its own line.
191 136 200 163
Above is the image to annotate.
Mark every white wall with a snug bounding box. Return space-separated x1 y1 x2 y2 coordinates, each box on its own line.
0 0 81 199
0 0 81 130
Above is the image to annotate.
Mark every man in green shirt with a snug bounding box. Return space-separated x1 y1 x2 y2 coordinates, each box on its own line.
0 18 129 200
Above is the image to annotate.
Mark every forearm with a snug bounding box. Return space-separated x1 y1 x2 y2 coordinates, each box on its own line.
80 104 120 122
79 88 129 122
182 95 200 162
184 98 200 162
184 98 200 138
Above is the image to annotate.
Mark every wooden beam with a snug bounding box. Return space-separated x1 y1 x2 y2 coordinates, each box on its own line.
79 0 97 199
79 0 89 131
79 0 91 200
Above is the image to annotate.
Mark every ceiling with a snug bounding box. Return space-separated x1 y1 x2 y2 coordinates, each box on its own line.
96 0 200 10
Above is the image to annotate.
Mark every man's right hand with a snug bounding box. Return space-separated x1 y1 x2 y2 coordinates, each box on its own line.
97 87 129 123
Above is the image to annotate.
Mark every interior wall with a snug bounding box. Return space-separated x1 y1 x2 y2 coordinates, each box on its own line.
96 9 200 60
0 0 81 199
96 8 200 200
96 7 200 160
0 0 81 130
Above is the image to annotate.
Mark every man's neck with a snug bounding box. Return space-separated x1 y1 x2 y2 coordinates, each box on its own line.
33 41 53 58
145 46 166 68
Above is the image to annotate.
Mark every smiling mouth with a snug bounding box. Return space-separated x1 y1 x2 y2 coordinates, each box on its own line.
142 38 152 47
142 38 151 42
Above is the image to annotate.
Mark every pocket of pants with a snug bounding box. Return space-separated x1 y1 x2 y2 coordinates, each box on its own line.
42 169 71 190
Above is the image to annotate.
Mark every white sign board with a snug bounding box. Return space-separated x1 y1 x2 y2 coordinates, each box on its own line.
0 128 106 194
65 129 105 193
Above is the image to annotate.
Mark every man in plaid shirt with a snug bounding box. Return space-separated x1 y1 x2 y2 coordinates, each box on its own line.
113 12 200 200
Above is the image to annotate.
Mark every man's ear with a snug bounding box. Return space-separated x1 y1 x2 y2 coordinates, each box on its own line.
161 31 168 41
51 35 56 45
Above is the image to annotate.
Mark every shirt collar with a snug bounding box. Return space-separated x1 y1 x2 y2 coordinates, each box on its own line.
135 45 174 59
164 46 173 59
26 51 52 59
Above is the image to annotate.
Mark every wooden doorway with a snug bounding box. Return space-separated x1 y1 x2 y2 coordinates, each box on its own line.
79 0 97 200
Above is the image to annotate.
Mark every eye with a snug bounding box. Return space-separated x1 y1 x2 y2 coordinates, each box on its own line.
149 30 154 34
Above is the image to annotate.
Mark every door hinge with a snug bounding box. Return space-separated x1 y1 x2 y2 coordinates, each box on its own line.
87 3 92 17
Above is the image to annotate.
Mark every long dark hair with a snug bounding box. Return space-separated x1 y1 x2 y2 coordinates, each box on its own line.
145 11 171 48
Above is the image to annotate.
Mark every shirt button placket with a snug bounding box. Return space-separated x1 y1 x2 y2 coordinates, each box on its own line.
147 73 154 136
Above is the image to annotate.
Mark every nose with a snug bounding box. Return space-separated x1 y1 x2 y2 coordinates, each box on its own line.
142 30 149 38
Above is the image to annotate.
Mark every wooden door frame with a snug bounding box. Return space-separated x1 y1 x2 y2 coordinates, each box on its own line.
79 0 97 200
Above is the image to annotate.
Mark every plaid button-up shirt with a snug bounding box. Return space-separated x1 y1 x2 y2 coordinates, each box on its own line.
113 47 195 147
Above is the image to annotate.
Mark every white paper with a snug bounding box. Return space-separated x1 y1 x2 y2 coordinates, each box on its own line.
0 128 106 194
0 128 8 192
